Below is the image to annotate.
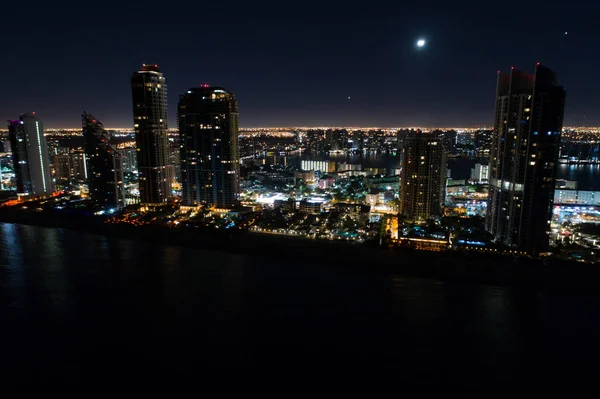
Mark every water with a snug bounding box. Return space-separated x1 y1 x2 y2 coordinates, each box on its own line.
1 223 600 386
448 160 600 189
289 152 600 190
270 151 401 173
556 164 600 190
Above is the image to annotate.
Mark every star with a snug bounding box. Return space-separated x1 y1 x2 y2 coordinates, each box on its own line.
416 39 426 48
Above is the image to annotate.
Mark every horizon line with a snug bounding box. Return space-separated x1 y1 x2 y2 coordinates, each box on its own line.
2 125 598 131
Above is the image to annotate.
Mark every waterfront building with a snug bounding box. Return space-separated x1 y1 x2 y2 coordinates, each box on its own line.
82 112 125 210
399 131 446 220
131 64 173 205
7 113 53 196
301 160 336 173
178 85 240 208
486 64 566 253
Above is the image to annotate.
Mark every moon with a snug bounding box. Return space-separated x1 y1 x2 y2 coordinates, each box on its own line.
416 39 426 48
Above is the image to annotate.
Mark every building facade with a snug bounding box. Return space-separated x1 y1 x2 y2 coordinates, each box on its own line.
119 147 138 174
70 150 88 181
131 64 173 205
7 113 53 196
301 160 336 173
178 86 240 208
470 162 489 181
0 140 12 153
82 112 125 210
485 64 566 253
53 154 72 184
399 131 446 220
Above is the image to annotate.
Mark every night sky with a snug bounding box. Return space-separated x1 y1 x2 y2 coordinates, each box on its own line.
1 3 598 128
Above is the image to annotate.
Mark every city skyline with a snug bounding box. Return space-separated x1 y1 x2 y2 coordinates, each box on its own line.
1 5 599 128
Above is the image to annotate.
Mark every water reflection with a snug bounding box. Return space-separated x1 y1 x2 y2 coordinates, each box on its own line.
2 222 600 381
0 223 26 314
557 164 600 190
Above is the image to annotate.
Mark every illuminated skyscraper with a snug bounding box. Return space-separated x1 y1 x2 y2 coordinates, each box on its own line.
486 64 566 253
70 150 88 181
178 85 240 208
131 64 173 205
53 154 72 184
82 112 125 210
7 113 53 196
399 131 446 220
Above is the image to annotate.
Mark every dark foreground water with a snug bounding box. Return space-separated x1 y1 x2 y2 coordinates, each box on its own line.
1 223 600 387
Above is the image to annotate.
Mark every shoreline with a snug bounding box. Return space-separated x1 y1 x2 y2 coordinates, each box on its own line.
1 209 599 291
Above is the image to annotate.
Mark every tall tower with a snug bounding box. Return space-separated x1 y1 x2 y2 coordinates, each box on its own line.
399 131 446 220
131 64 173 205
178 85 240 208
7 113 53 196
486 64 566 254
82 112 125 210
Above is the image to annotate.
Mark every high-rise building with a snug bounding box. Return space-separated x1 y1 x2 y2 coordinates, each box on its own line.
53 154 72 184
399 131 446 220
82 112 125 210
486 64 566 253
7 113 53 196
119 148 138 174
168 144 181 183
131 64 173 205
0 140 11 153
397 129 420 164
178 85 240 208
70 150 88 181
470 162 489 182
